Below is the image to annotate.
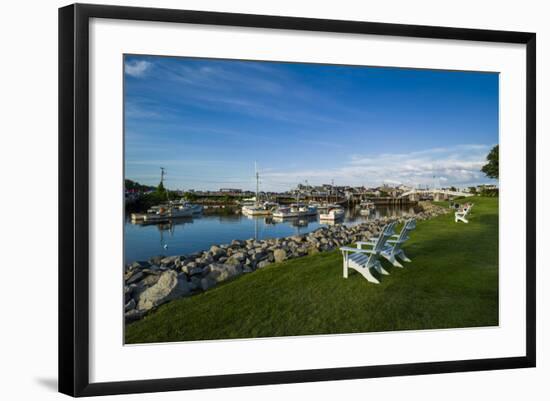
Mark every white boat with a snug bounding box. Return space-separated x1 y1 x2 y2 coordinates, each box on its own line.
319 207 345 221
186 203 203 214
242 201 278 216
272 203 318 218
140 204 193 222
172 199 203 214
168 205 194 218
241 163 279 216
359 200 375 215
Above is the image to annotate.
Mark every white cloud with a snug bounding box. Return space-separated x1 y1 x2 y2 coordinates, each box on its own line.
125 60 152 78
262 144 496 189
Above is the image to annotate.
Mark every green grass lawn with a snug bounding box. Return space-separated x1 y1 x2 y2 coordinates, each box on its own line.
125 197 499 344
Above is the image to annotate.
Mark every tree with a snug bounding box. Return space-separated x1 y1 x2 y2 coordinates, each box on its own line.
481 145 499 179
156 181 165 193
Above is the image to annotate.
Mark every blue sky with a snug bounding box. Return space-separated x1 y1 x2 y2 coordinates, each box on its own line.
124 55 499 191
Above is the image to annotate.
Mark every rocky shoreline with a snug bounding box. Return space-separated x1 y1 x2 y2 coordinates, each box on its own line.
124 202 449 323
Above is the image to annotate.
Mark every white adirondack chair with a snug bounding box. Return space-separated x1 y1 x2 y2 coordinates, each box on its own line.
340 221 397 284
455 203 474 223
356 218 416 267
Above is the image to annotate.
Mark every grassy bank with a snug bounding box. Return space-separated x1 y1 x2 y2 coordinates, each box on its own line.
126 197 498 344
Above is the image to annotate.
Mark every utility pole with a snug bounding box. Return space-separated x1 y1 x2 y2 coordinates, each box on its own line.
160 167 168 200
160 167 166 186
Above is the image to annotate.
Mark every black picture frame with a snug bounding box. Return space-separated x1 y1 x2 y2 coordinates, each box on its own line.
59 3 536 397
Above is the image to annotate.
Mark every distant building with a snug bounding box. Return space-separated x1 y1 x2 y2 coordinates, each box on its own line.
219 188 242 193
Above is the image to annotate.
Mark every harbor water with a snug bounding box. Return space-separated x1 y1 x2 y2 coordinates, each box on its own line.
124 205 415 263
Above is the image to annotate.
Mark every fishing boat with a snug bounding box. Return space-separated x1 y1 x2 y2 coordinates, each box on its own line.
319 207 345 221
359 200 375 215
242 201 279 216
171 199 204 214
272 203 318 218
131 203 193 224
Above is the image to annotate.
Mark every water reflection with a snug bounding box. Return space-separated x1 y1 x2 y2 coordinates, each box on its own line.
124 205 414 263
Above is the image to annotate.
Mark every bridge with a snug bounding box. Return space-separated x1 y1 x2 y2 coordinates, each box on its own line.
399 188 474 201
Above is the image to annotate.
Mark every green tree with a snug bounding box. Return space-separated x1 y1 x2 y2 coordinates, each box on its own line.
481 145 499 179
157 181 165 192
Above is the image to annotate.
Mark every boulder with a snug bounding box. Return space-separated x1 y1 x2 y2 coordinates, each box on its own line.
126 271 144 285
205 263 243 283
209 245 226 260
200 276 217 291
125 309 145 323
125 298 136 311
257 260 271 269
131 260 151 270
273 249 287 263
149 255 165 266
140 273 161 287
160 255 179 266
137 270 191 311
225 255 243 267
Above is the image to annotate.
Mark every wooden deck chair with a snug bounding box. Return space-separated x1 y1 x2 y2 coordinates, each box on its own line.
355 219 416 267
455 203 474 223
339 221 397 284
380 218 416 267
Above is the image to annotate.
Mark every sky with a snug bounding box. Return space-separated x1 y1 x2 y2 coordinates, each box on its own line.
124 55 499 192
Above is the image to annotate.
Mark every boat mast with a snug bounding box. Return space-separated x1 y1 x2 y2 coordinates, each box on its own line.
255 161 259 206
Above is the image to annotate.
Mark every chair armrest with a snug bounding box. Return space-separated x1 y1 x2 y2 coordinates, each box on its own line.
356 240 376 246
340 247 375 254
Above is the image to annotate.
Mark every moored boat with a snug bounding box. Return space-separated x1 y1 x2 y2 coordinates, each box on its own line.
359 200 375 215
242 201 279 216
272 203 318 218
319 207 345 221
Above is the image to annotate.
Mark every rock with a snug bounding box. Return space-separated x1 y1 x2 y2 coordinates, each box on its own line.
126 271 144 285
137 270 191 311
209 245 226 260
190 275 201 289
205 263 243 283
251 251 267 263
200 276 217 291
188 266 203 276
308 246 320 255
257 260 271 269
131 260 151 270
225 255 243 267
149 255 165 266
140 273 161 286
125 298 136 311
187 279 199 291
200 254 214 265
273 249 287 263
125 309 145 323
231 239 244 247
160 255 179 266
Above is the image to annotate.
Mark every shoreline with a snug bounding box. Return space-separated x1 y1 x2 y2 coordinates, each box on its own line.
124 201 450 323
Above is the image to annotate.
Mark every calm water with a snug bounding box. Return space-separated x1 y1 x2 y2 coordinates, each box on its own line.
124 205 414 263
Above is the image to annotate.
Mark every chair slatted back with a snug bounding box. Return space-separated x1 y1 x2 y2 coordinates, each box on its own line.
373 221 397 253
390 219 415 253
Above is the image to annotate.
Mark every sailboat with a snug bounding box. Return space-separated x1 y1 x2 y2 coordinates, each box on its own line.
241 163 279 216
